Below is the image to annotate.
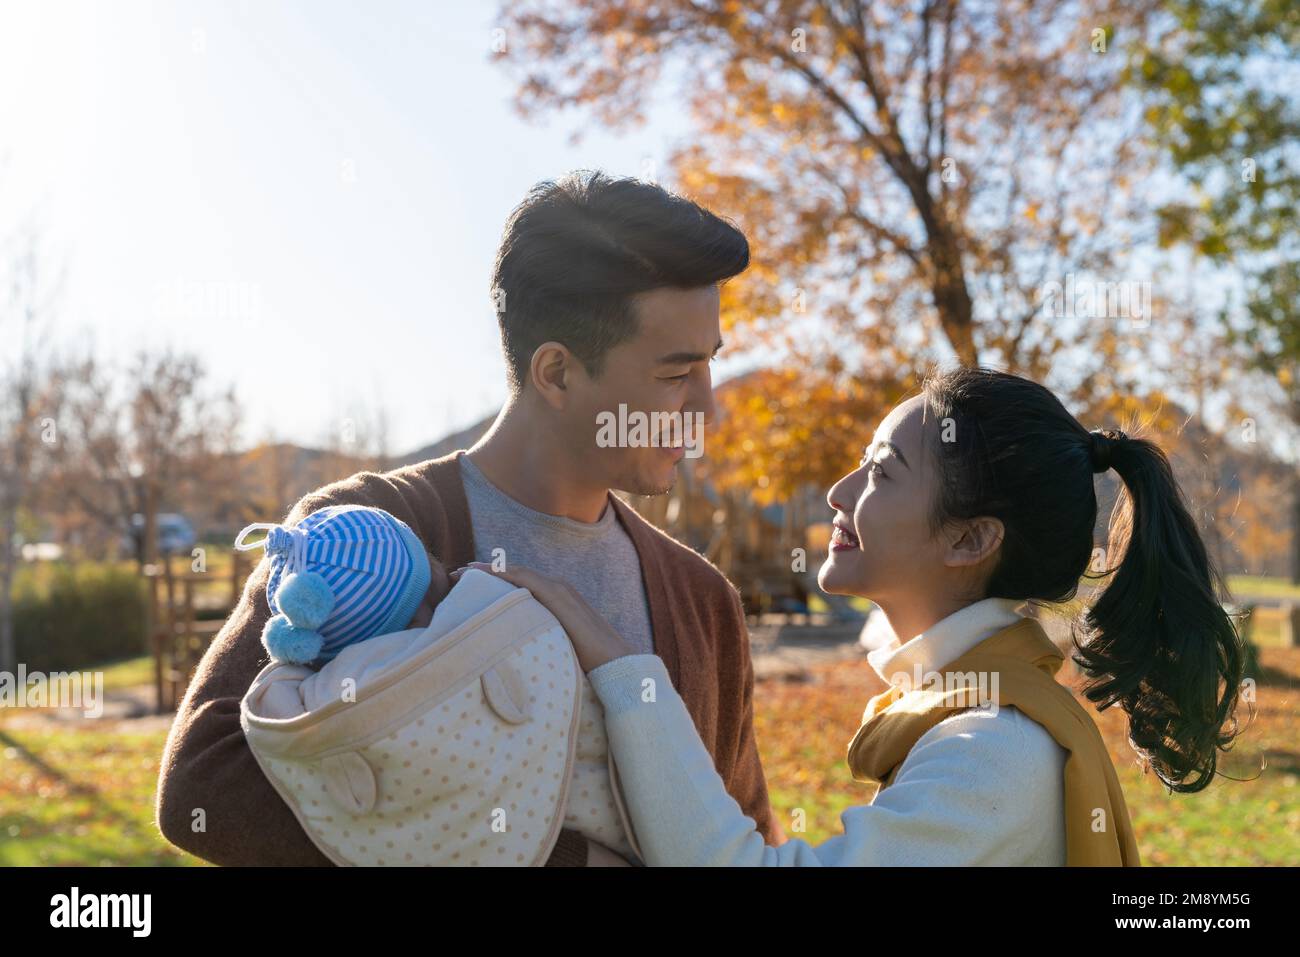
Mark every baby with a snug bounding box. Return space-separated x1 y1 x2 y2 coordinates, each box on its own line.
232 504 450 667
234 504 641 866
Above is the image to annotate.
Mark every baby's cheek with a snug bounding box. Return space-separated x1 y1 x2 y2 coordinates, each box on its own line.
427 559 452 605
406 559 451 629
406 599 434 630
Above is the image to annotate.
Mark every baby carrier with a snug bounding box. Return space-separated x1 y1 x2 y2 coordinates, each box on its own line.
240 569 642 865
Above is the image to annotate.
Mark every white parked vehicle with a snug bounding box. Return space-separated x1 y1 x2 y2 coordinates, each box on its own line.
122 512 198 560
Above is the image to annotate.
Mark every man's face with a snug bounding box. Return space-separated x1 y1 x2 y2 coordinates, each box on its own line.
564 285 721 496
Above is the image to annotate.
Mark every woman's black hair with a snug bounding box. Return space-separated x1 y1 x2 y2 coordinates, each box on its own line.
921 366 1246 794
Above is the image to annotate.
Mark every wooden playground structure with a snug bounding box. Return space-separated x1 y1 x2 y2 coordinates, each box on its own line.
625 460 864 625
142 550 248 714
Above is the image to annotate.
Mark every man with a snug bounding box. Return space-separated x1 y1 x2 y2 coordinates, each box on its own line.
155 170 785 865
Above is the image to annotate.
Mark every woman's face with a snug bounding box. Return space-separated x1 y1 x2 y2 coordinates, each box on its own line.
818 395 947 602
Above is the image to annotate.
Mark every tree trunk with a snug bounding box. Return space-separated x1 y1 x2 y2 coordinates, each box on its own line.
0 503 15 678
927 224 977 365
1292 471 1300 586
144 480 158 569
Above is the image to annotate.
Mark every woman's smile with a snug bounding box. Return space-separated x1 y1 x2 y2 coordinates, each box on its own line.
830 520 860 551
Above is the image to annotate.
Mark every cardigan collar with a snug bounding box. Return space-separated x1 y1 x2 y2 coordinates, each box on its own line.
868 597 1026 687
605 493 681 684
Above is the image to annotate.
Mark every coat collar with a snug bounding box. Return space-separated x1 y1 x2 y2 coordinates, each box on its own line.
868 597 1026 686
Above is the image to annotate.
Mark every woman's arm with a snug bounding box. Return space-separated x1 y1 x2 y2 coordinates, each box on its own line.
589 654 1067 867
458 562 1065 866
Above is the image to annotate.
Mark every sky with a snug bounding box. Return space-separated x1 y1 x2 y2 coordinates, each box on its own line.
0 0 701 455
0 1 1286 465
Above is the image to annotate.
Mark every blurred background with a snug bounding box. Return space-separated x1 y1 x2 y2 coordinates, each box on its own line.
0 0 1296 865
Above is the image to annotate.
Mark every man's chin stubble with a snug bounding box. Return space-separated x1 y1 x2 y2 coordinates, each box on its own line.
625 473 676 497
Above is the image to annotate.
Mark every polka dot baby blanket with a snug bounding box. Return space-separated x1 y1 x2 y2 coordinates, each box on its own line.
240 568 642 865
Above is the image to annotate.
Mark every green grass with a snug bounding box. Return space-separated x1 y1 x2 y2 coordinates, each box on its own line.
1245 608 1290 648
1 631 1294 867
1096 647 1300 866
0 722 201 866
806 594 874 614
754 646 1300 865
1227 575 1300 601
1125 770 1300 866
97 655 157 691
1 655 157 711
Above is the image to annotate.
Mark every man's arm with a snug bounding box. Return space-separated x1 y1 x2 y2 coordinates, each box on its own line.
546 829 589 865
154 489 336 865
155 472 590 866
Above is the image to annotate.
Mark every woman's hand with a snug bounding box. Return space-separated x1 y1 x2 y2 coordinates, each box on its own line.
451 562 636 673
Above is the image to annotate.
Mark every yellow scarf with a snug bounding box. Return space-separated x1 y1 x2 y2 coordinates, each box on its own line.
846 616 1141 866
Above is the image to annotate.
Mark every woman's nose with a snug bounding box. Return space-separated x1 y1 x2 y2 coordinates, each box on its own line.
827 475 848 513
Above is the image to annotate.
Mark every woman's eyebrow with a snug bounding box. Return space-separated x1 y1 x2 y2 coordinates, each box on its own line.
877 441 911 471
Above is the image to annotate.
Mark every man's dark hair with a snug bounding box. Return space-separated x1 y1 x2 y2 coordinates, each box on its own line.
490 170 749 392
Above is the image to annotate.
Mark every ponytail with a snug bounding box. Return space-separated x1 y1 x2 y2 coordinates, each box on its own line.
921 367 1248 796
1075 431 1248 794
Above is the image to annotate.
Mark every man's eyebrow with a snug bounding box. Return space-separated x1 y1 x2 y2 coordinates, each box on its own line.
656 338 724 365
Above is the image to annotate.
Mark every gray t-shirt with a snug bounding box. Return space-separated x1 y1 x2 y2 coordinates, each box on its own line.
458 455 655 656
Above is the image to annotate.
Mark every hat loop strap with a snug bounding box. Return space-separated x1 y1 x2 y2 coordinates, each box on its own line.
233 522 310 577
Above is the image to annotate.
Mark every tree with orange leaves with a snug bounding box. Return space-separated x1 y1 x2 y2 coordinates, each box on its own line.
492 0 1166 494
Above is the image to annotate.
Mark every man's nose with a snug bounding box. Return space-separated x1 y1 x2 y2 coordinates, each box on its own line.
690 372 719 428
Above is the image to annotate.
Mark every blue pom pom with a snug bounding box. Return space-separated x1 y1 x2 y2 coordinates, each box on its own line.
263 614 324 665
276 572 334 630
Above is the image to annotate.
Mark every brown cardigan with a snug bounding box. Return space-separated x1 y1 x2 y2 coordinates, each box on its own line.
154 450 783 865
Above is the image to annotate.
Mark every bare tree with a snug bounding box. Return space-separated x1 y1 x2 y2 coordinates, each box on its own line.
52 348 241 568
0 224 65 675
317 398 392 483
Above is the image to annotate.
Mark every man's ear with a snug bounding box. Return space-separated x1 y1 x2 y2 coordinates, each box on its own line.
528 341 576 411
943 516 1004 569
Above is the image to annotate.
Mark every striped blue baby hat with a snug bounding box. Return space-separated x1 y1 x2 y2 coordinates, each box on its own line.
233 504 432 666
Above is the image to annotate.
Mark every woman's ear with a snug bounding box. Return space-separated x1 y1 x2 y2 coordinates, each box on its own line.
943 516 1004 569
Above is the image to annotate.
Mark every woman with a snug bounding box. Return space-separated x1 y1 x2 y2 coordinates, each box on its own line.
459 367 1247 866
